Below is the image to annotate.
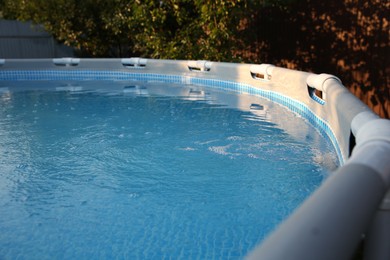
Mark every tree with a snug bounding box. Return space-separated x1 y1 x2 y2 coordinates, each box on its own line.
0 0 256 59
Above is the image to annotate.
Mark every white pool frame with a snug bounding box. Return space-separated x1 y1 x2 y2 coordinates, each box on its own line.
1 58 389 260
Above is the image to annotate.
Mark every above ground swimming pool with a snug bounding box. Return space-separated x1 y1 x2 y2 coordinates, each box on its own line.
0 58 389 260
0 79 338 259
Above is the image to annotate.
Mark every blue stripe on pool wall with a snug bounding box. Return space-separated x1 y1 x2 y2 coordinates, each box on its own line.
0 69 344 164
0 70 183 82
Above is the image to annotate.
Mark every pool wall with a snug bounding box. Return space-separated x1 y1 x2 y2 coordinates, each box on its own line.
1 58 389 260
0 58 369 162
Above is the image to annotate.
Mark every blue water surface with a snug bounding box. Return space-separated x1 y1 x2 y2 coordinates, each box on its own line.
0 81 338 259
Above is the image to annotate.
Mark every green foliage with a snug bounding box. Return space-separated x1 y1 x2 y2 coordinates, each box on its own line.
0 0 260 59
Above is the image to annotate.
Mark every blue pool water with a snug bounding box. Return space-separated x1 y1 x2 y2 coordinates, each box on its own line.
0 80 338 259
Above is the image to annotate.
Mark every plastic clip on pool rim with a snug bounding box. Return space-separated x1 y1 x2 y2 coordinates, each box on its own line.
0 58 389 260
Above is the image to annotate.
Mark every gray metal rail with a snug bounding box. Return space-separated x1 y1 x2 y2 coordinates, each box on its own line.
247 81 390 260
